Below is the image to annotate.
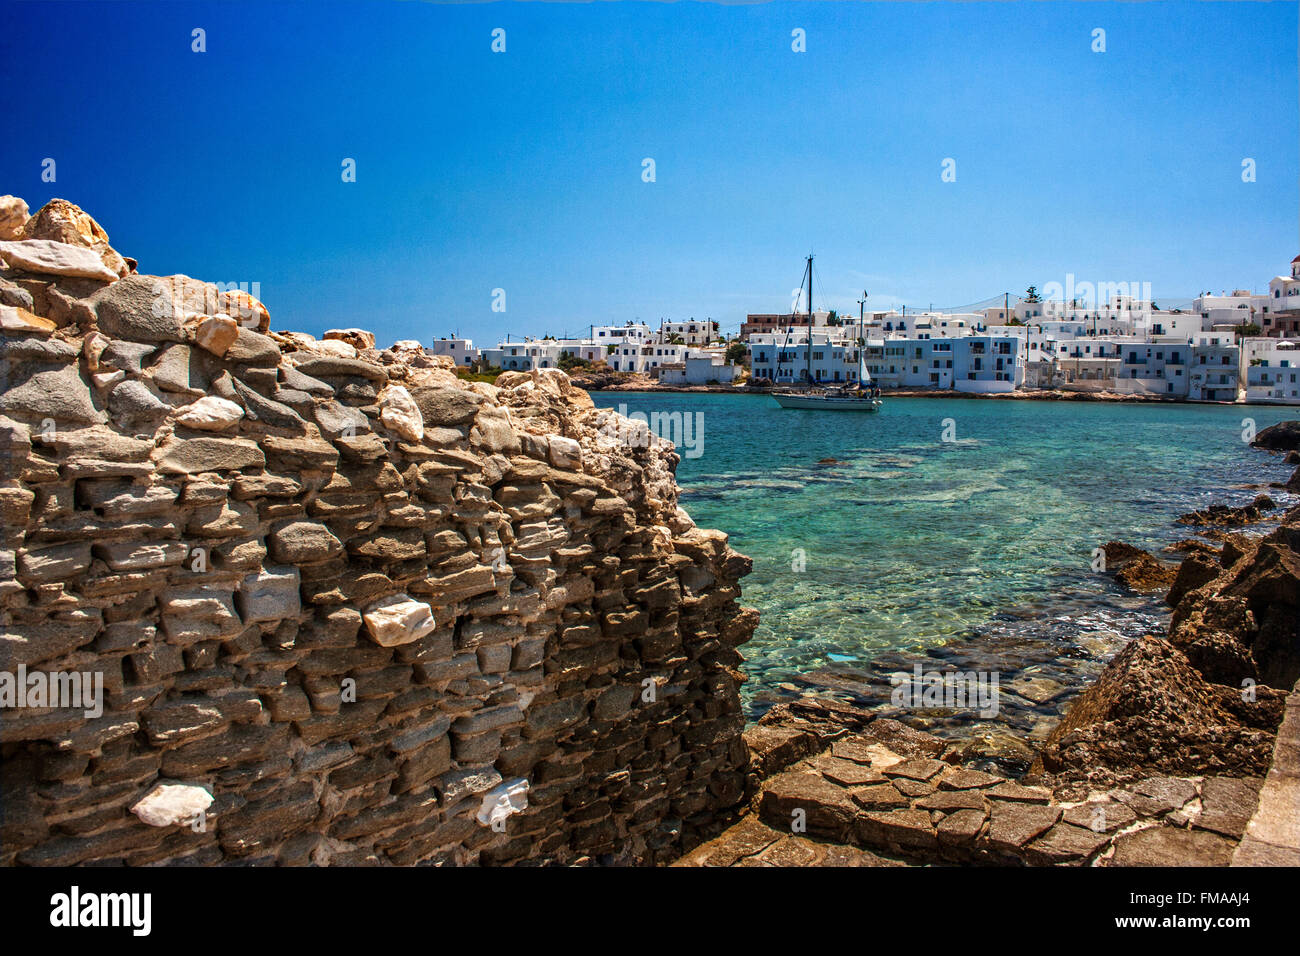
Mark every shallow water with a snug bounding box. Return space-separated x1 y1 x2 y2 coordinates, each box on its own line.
592 393 1297 748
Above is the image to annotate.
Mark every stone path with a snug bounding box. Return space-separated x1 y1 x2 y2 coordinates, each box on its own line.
677 715 1268 867
1232 677 1300 866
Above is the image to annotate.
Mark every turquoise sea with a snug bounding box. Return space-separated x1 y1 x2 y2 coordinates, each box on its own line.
592 393 1298 764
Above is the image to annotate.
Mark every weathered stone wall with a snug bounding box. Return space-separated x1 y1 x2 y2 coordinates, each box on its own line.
0 197 758 866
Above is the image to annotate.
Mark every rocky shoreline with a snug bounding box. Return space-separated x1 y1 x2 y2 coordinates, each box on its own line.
677 419 1300 866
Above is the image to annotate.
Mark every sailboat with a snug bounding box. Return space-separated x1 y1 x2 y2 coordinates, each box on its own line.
771 256 883 412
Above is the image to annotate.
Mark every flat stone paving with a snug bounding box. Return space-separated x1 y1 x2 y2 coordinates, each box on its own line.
677 717 1269 867
1232 678 1300 866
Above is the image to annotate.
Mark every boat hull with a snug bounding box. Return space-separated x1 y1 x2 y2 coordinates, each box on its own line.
771 393 882 411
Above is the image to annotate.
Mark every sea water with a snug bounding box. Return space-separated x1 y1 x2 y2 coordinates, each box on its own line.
593 393 1298 743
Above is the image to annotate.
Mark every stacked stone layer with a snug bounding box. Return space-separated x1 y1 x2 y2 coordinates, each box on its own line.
0 197 758 866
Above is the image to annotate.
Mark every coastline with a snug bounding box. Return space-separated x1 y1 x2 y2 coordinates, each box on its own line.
751 431 1297 774
574 377 1282 406
673 420 1300 866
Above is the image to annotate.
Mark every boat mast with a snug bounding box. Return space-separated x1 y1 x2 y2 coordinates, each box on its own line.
805 254 813 385
857 291 869 384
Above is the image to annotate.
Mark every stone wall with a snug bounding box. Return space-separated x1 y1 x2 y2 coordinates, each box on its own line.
0 197 758 866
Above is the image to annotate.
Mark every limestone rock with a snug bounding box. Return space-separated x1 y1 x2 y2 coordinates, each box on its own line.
0 239 119 282
362 594 439 647
22 198 128 277
0 305 56 335
193 315 240 357
130 783 214 827
548 435 582 470
156 435 265 474
379 384 424 441
1114 552 1178 593
174 395 245 431
476 777 529 828
0 195 28 240
91 274 186 344
107 380 169 422
324 328 376 350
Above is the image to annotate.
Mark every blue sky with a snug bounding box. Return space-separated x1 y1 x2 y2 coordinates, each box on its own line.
3 1 1297 345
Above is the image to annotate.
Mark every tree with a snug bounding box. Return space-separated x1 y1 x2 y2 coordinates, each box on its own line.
1025 286 1041 303
726 341 748 365
558 351 592 371
1234 323 1262 338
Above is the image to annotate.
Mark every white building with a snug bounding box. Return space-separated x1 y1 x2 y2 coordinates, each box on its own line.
1187 333 1243 403
747 329 865 384
658 352 740 385
1114 341 1194 398
1243 338 1300 403
428 337 480 367
659 320 718 347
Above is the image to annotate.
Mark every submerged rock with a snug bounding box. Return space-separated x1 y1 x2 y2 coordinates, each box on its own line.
1176 494 1276 528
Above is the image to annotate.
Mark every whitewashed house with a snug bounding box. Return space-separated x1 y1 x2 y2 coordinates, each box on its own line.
428 337 480 367
1243 338 1300 403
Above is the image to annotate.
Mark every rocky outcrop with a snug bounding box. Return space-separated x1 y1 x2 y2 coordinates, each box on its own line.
1176 493 1276 528
0 197 758 866
1036 491 1300 782
1099 541 1178 593
1251 420 1300 452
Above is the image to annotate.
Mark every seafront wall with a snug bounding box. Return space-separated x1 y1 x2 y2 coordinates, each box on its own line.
0 197 758 866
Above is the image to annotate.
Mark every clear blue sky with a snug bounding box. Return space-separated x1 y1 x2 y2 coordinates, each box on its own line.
3 2 1297 345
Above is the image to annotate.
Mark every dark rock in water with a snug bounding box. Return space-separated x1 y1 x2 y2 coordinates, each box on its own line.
1115 553 1178 594
817 458 839 465
1099 541 1146 569
1176 494 1276 528
1163 538 1221 560
1098 541 1178 593
1285 450 1300 464
1251 420 1300 451
1288 464 1300 492
1041 506 1300 781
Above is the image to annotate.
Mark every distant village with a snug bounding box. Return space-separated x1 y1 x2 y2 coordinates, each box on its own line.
433 255 1300 404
